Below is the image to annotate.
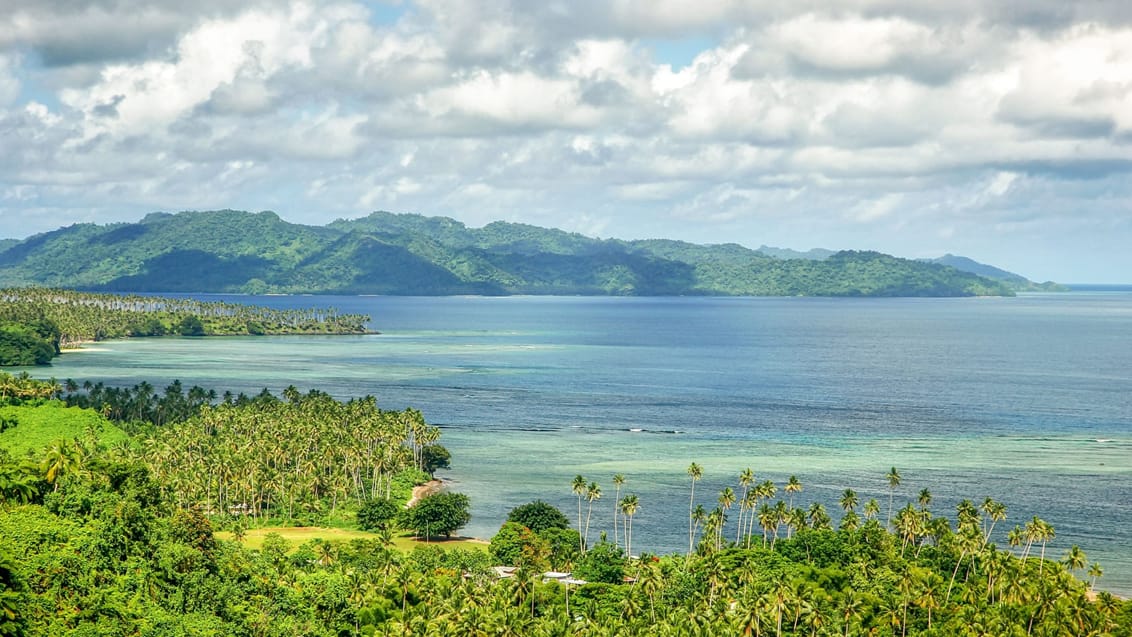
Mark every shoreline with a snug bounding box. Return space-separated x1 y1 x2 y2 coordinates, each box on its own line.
406 479 445 508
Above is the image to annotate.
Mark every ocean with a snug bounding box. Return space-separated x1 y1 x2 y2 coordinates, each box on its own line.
32 293 1132 594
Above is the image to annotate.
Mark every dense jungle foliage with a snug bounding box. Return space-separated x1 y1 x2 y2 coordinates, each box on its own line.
1 373 1129 636
0 288 369 363
0 210 1019 296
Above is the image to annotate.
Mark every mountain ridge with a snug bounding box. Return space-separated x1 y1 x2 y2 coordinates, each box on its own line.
0 210 1020 297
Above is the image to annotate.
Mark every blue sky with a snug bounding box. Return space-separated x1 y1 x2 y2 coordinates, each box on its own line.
2 0 1132 282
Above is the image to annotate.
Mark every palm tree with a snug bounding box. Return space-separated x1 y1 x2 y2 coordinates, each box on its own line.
839 488 858 513
946 527 982 604
736 468 754 544
1087 563 1103 590
41 438 82 491
572 475 587 551
758 504 775 548
584 481 601 551
620 494 640 557
863 498 880 521
885 467 901 528
690 504 707 552
611 473 625 549
1036 517 1056 575
982 499 1007 546
1008 524 1025 556
839 510 860 532
717 487 735 549
784 475 802 510
1062 545 1086 576
686 462 702 554
786 507 806 539
807 502 831 530
918 488 932 511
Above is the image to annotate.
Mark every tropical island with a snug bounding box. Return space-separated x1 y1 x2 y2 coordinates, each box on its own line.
0 209 1053 297
1 370 1129 636
0 288 369 365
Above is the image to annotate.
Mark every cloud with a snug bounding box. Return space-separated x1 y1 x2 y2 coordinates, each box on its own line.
2 0 1132 281
0 54 20 105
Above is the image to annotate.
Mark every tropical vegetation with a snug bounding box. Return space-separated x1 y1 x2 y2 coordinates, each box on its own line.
1 373 1129 635
0 288 369 359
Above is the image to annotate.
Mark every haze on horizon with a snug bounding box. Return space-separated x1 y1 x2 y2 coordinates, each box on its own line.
1 1 1131 283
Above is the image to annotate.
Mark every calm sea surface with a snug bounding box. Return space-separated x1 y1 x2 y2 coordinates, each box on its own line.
31 293 1132 594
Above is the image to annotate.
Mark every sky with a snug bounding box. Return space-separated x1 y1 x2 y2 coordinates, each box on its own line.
1 1 1131 282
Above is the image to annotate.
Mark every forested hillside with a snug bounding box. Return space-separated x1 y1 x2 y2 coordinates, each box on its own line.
0 210 1017 297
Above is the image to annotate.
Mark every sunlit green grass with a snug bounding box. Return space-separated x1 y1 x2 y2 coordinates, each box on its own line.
215 526 488 552
0 402 127 457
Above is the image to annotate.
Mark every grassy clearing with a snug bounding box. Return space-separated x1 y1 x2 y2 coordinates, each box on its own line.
0 402 127 457
215 526 488 552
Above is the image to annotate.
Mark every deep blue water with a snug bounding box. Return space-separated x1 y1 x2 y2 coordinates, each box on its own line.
32 293 1132 593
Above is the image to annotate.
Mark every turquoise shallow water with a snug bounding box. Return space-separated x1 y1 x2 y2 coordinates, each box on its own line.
26 293 1132 594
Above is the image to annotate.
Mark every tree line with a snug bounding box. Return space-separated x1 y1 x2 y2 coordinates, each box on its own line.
0 288 370 358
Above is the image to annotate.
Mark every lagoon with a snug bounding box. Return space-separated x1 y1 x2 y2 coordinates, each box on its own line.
34 293 1132 594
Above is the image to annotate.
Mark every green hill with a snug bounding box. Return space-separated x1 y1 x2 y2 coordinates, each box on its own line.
0 210 1017 297
926 254 1068 291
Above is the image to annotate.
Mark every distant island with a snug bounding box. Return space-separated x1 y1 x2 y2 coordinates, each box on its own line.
0 209 1054 297
0 288 370 365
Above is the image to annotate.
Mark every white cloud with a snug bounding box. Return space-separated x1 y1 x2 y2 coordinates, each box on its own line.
2 0 1132 280
0 54 19 105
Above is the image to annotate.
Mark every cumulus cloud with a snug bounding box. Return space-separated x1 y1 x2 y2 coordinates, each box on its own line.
1 0 1131 281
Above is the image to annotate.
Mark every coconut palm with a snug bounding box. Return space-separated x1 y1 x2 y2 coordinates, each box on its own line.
584 481 601 551
686 462 703 553
784 475 802 509
611 473 626 548
736 468 754 544
807 502 831 531
1087 563 1103 590
885 467 901 527
572 475 587 550
689 504 707 553
1062 545 1086 575
918 488 932 511
839 488 858 513
620 494 640 557
41 438 83 491
982 498 1007 546
863 498 880 521
717 487 736 549
786 507 806 539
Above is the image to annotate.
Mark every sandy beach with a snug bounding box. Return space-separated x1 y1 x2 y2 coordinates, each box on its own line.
406 479 445 508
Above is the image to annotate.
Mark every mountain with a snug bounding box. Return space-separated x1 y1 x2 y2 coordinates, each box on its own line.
756 245 836 261
0 210 1017 297
924 254 1067 291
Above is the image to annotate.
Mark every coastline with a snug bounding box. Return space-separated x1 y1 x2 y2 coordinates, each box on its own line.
406 479 445 508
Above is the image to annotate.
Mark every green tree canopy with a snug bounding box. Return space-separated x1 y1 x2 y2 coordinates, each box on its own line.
506 499 570 534
357 498 401 531
400 492 470 540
